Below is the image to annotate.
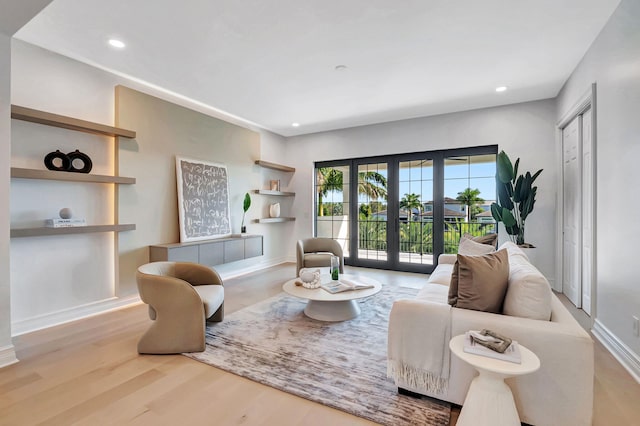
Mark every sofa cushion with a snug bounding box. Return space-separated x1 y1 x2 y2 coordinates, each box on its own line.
416 282 449 304
458 237 496 256
499 241 530 262
447 239 497 305
451 249 509 313
463 232 498 248
427 263 455 286
503 253 552 320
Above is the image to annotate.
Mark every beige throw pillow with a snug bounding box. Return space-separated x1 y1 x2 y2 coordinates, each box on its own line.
449 249 509 314
503 255 552 320
463 232 498 248
448 237 497 305
458 237 497 256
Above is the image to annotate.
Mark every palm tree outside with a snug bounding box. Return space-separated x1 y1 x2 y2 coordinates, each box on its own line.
317 167 388 216
456 187 484 222
316 167 343 216
358 171 387 200
399 193 422 220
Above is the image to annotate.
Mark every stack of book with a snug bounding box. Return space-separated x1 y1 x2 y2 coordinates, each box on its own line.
45 218 87 228
463 330 522 364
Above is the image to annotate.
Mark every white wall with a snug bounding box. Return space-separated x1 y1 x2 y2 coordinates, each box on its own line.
286 99 558 281
557 0 640 376
1 0 55 367
0 33 18 366
9 41 290 334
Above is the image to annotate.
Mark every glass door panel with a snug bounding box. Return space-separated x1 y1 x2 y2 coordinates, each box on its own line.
315 164 351 257
443 154 497 253
356 162 388 263
398 159 434 266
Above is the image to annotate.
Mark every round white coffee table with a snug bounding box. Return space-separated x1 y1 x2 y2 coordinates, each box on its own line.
449 334 540 426
282 274 382 321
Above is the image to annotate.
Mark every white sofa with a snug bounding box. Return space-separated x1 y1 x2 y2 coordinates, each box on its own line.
388 242 594 426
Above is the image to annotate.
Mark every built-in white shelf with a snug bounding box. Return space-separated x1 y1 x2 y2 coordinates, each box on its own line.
11 105 136 138
254 160 295 173
253 217 295 224
253 189 295 197
11 167 136 184
10 224 136 238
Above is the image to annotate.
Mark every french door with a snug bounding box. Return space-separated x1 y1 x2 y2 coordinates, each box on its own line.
315 146 497 273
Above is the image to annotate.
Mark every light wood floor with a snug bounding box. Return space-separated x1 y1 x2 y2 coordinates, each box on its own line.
1 264 639 425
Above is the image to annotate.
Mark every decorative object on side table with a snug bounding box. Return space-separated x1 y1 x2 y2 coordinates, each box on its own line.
269 202 280 218
241 192 251 233
491 150 543 247
330 255 340 280
295 268 321 289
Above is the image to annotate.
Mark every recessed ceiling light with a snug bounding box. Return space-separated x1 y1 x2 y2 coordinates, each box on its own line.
108 39 126 49
292 122 300 127
496 86 508 92
335 65 348 71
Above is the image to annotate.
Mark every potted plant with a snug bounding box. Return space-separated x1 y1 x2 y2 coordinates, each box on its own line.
241 192 251 233
490 151 542 247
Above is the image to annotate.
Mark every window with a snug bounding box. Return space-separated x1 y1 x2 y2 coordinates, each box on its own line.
315 146 497 273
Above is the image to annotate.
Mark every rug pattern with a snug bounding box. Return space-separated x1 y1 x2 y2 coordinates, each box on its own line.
185 284 450 425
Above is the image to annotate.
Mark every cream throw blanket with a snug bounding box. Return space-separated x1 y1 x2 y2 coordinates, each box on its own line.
387 299 452 395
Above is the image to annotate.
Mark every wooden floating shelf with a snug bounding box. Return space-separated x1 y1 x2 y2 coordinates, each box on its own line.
253 217 296 224
11 105 136 139
254 160 295 173
10 224 136 238
11 167 136 184
253 189 295 197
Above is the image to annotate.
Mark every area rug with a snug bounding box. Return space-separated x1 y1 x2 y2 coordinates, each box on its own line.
184 284 451 425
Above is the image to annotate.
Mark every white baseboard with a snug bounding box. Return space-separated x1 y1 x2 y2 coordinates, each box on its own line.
217 257 294 281
12 294 142 337
592 319 640 384
11 261 296 337
0 344 19 368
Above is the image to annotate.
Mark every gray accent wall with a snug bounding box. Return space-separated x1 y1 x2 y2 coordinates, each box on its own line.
116 86 260 297
557 0 640 371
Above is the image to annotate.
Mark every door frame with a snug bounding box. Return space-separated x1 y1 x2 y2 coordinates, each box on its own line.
556 83 597 320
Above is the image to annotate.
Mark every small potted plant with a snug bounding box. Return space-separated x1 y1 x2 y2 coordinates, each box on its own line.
241 192 251 233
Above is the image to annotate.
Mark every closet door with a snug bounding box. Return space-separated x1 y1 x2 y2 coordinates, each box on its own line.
581 108 593 315
562 116 581 307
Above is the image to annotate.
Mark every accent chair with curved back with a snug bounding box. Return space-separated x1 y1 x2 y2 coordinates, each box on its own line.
136 261 224 354
296 237 345 276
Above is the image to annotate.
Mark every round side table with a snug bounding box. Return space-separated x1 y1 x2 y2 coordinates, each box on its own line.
449 334 540 426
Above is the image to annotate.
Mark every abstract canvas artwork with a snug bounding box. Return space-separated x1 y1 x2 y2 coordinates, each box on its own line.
176 156 231 242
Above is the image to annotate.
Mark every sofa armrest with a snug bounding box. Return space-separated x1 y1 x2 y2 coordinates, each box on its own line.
438 254 457 264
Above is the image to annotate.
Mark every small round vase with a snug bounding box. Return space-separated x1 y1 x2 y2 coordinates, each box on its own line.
269 203 281 218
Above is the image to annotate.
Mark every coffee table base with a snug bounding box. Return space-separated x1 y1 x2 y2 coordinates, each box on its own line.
304 299 361 321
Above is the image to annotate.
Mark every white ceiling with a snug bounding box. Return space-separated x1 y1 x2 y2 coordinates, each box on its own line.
15 0 621 136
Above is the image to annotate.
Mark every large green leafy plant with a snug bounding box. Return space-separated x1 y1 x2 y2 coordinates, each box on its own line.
490 151 542 246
